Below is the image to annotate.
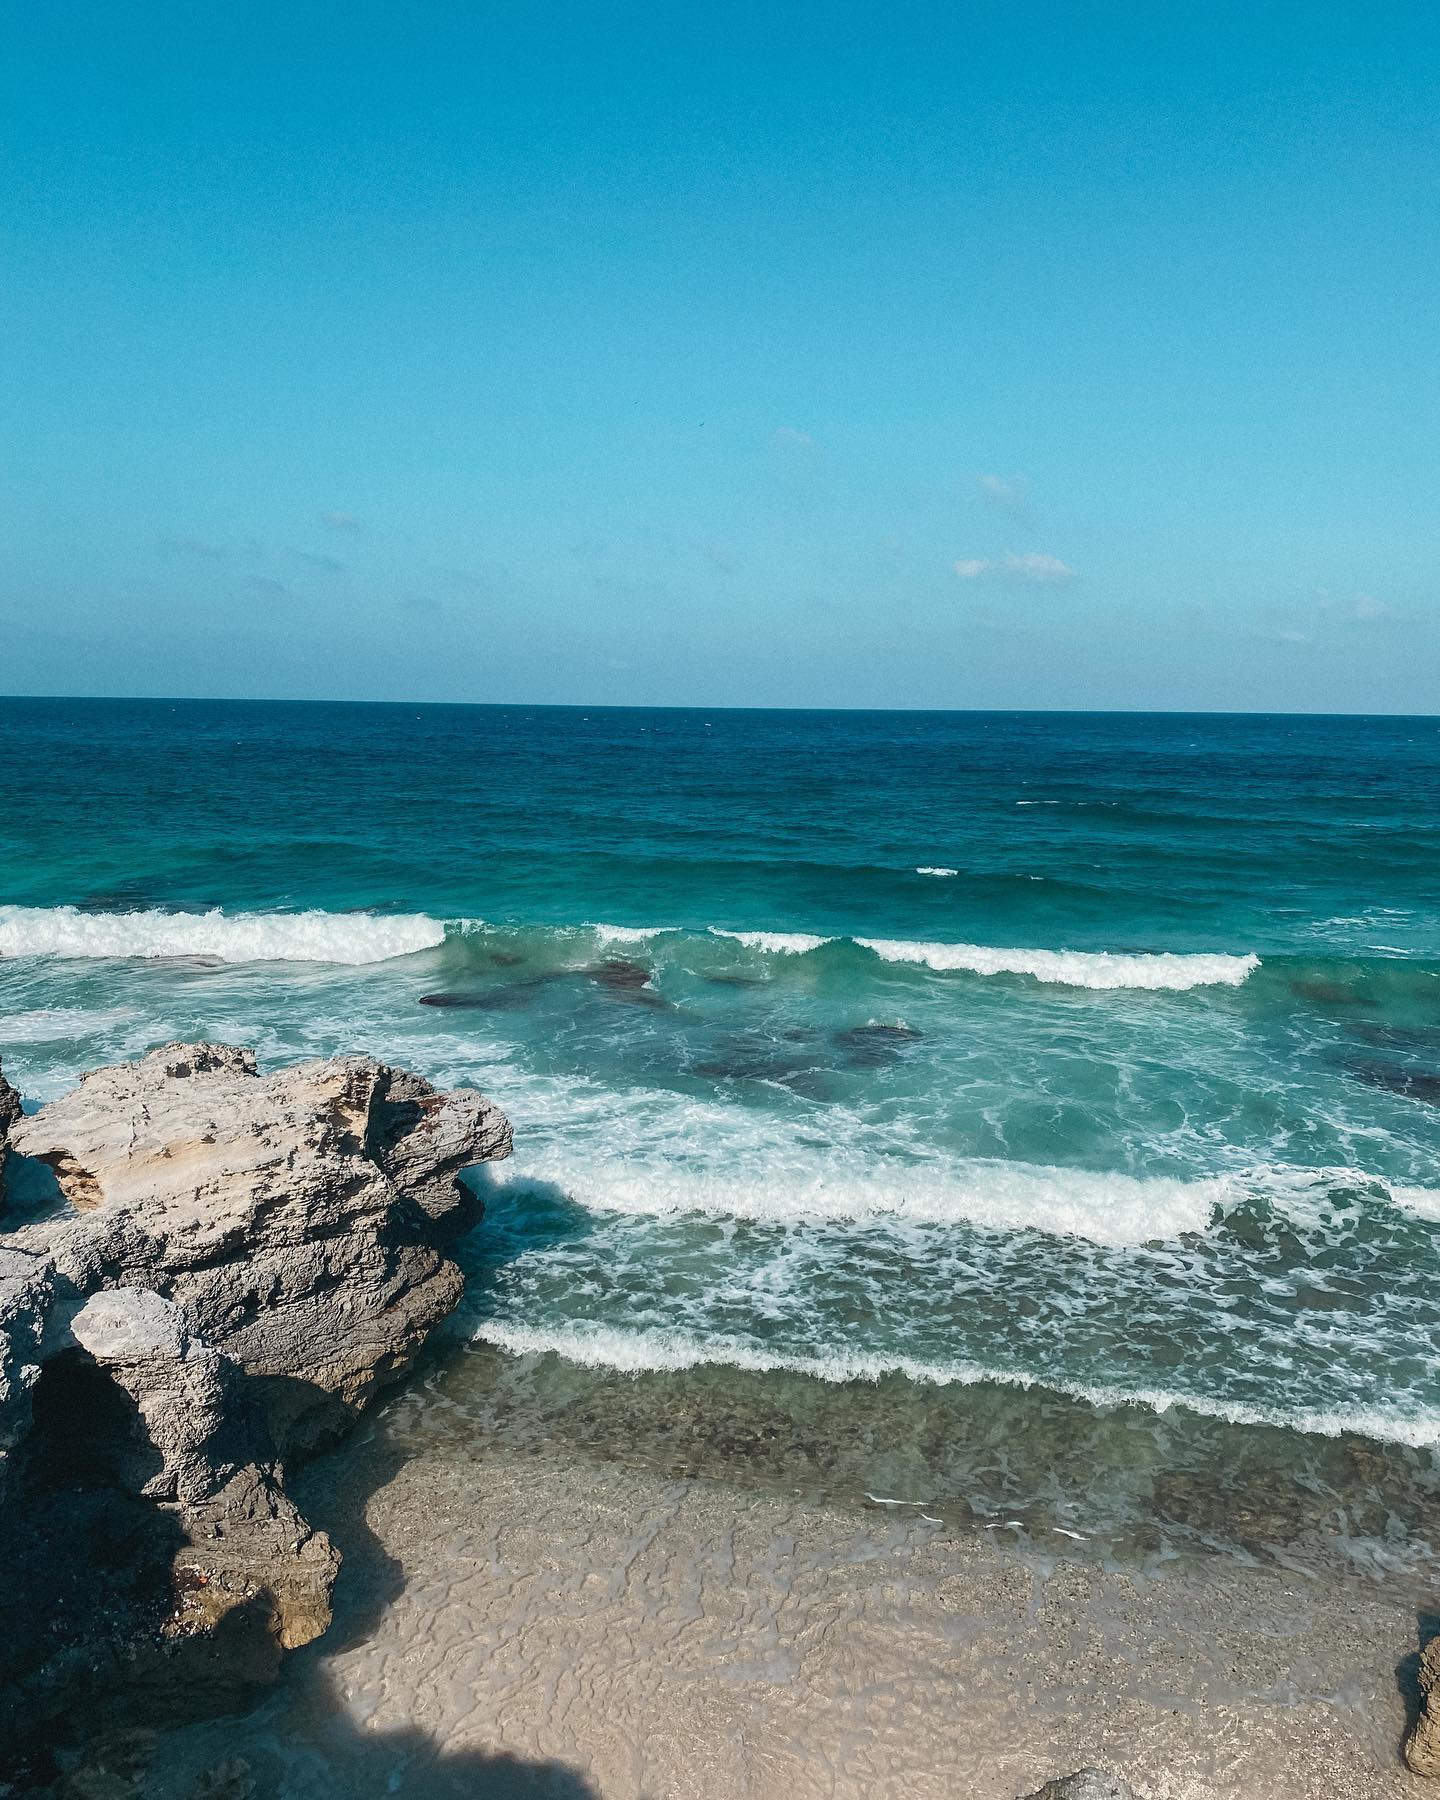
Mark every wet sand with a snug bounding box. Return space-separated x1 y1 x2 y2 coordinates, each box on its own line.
124 1425 1433 1800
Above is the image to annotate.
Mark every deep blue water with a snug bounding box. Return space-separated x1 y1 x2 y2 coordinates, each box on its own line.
2 698 1439 1551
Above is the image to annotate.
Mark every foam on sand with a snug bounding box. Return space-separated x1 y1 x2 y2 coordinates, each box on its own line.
0 904 445 965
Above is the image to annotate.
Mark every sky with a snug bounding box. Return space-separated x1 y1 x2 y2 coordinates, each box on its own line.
2 1 1437 711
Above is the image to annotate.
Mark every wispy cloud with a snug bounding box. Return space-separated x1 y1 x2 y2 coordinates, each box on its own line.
976 472 1028 507
953 551 1075 585
321 511 363 532
1311 587 1408 626
772 427 816 451
290 548 344 573
1253 587 1412 647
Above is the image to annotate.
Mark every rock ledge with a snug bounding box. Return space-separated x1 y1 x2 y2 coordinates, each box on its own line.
0 1043 510 1773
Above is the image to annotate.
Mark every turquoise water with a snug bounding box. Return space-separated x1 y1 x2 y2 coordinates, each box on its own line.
2 698 1439 1554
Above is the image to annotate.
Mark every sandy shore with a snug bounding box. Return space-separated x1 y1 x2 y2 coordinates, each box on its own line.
115 1418 1432 1800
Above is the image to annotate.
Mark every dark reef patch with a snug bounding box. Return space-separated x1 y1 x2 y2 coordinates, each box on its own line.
1346 1061 1440 1106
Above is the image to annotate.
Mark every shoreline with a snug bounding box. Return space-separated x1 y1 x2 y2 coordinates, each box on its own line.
123 1395 1432 1799
2 1041 1436 1796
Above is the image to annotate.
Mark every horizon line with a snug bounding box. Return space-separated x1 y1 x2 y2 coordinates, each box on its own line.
1 691 1437 723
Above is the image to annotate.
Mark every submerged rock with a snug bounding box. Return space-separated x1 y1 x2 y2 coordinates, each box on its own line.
421 971 568 1011
586 957 653 990
832 1022 924 1068
1346 1060 1440 1106
0 1042 511 1771
1407 1635 1440 1776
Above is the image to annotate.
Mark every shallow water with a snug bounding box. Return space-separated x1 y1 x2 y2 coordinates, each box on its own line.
1 698 1438 1565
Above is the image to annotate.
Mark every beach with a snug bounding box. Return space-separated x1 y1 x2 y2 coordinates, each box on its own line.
110 1354 1429 1800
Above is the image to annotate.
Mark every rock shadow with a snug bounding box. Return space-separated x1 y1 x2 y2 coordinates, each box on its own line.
62 1664 602 1798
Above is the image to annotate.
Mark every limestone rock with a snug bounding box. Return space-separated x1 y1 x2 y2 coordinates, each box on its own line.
65 1287 340 1662
0 1239 52 1493
0 1054 19 1146
1407 1636 1440 1777
7 1041 511 1444
0 1042 510 1771
68 1288 235 1502
1020 1773 1139 1800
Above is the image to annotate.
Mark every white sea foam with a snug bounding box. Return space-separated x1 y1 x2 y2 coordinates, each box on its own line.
915 867 958 878
590 923 673 946
1392 1185 1440 1223
710 929 834 955
492 1156 1227 1247
704 923 1257 989
473 1320 1440 1449
856 938 1259 991
0 1006 137 1042
0 905 445 966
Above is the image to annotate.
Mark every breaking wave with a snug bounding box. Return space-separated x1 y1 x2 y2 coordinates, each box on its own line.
0 905 445 965
707 927 1257 989
590 922 673 946
492 1156 1228 1247
710 928 833 955
855 938 1259 990
473 1320 1440 1449
0 905 1260 988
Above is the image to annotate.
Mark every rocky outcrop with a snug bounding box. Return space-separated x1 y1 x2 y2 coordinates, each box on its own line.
0 1053 19 1145
1407 1636 1440 1776
0 1043 510 1775
1019 1774 1139 1800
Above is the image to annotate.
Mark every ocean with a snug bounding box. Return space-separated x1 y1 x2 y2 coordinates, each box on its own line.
2 697 1438 1577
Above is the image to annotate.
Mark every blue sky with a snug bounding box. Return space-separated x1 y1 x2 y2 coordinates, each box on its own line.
3 2 1436 710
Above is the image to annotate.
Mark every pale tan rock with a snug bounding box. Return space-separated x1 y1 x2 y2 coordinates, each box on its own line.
8 1040 510 1442
68 1287 340 1658
0 1042 510 1767
1407 1636 1440 1776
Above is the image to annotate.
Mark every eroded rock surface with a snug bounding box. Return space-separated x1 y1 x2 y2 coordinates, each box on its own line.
1407 1635 1440 1776
1019 1773 1139 1800
0 1042 510 1776
0 1053 19 1145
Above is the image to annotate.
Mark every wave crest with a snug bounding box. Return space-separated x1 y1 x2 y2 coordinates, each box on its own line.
493 1157 1226 1247
710 928 833 955
0 905 445 965
856 938 1259 991
473 1320 1440 1449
